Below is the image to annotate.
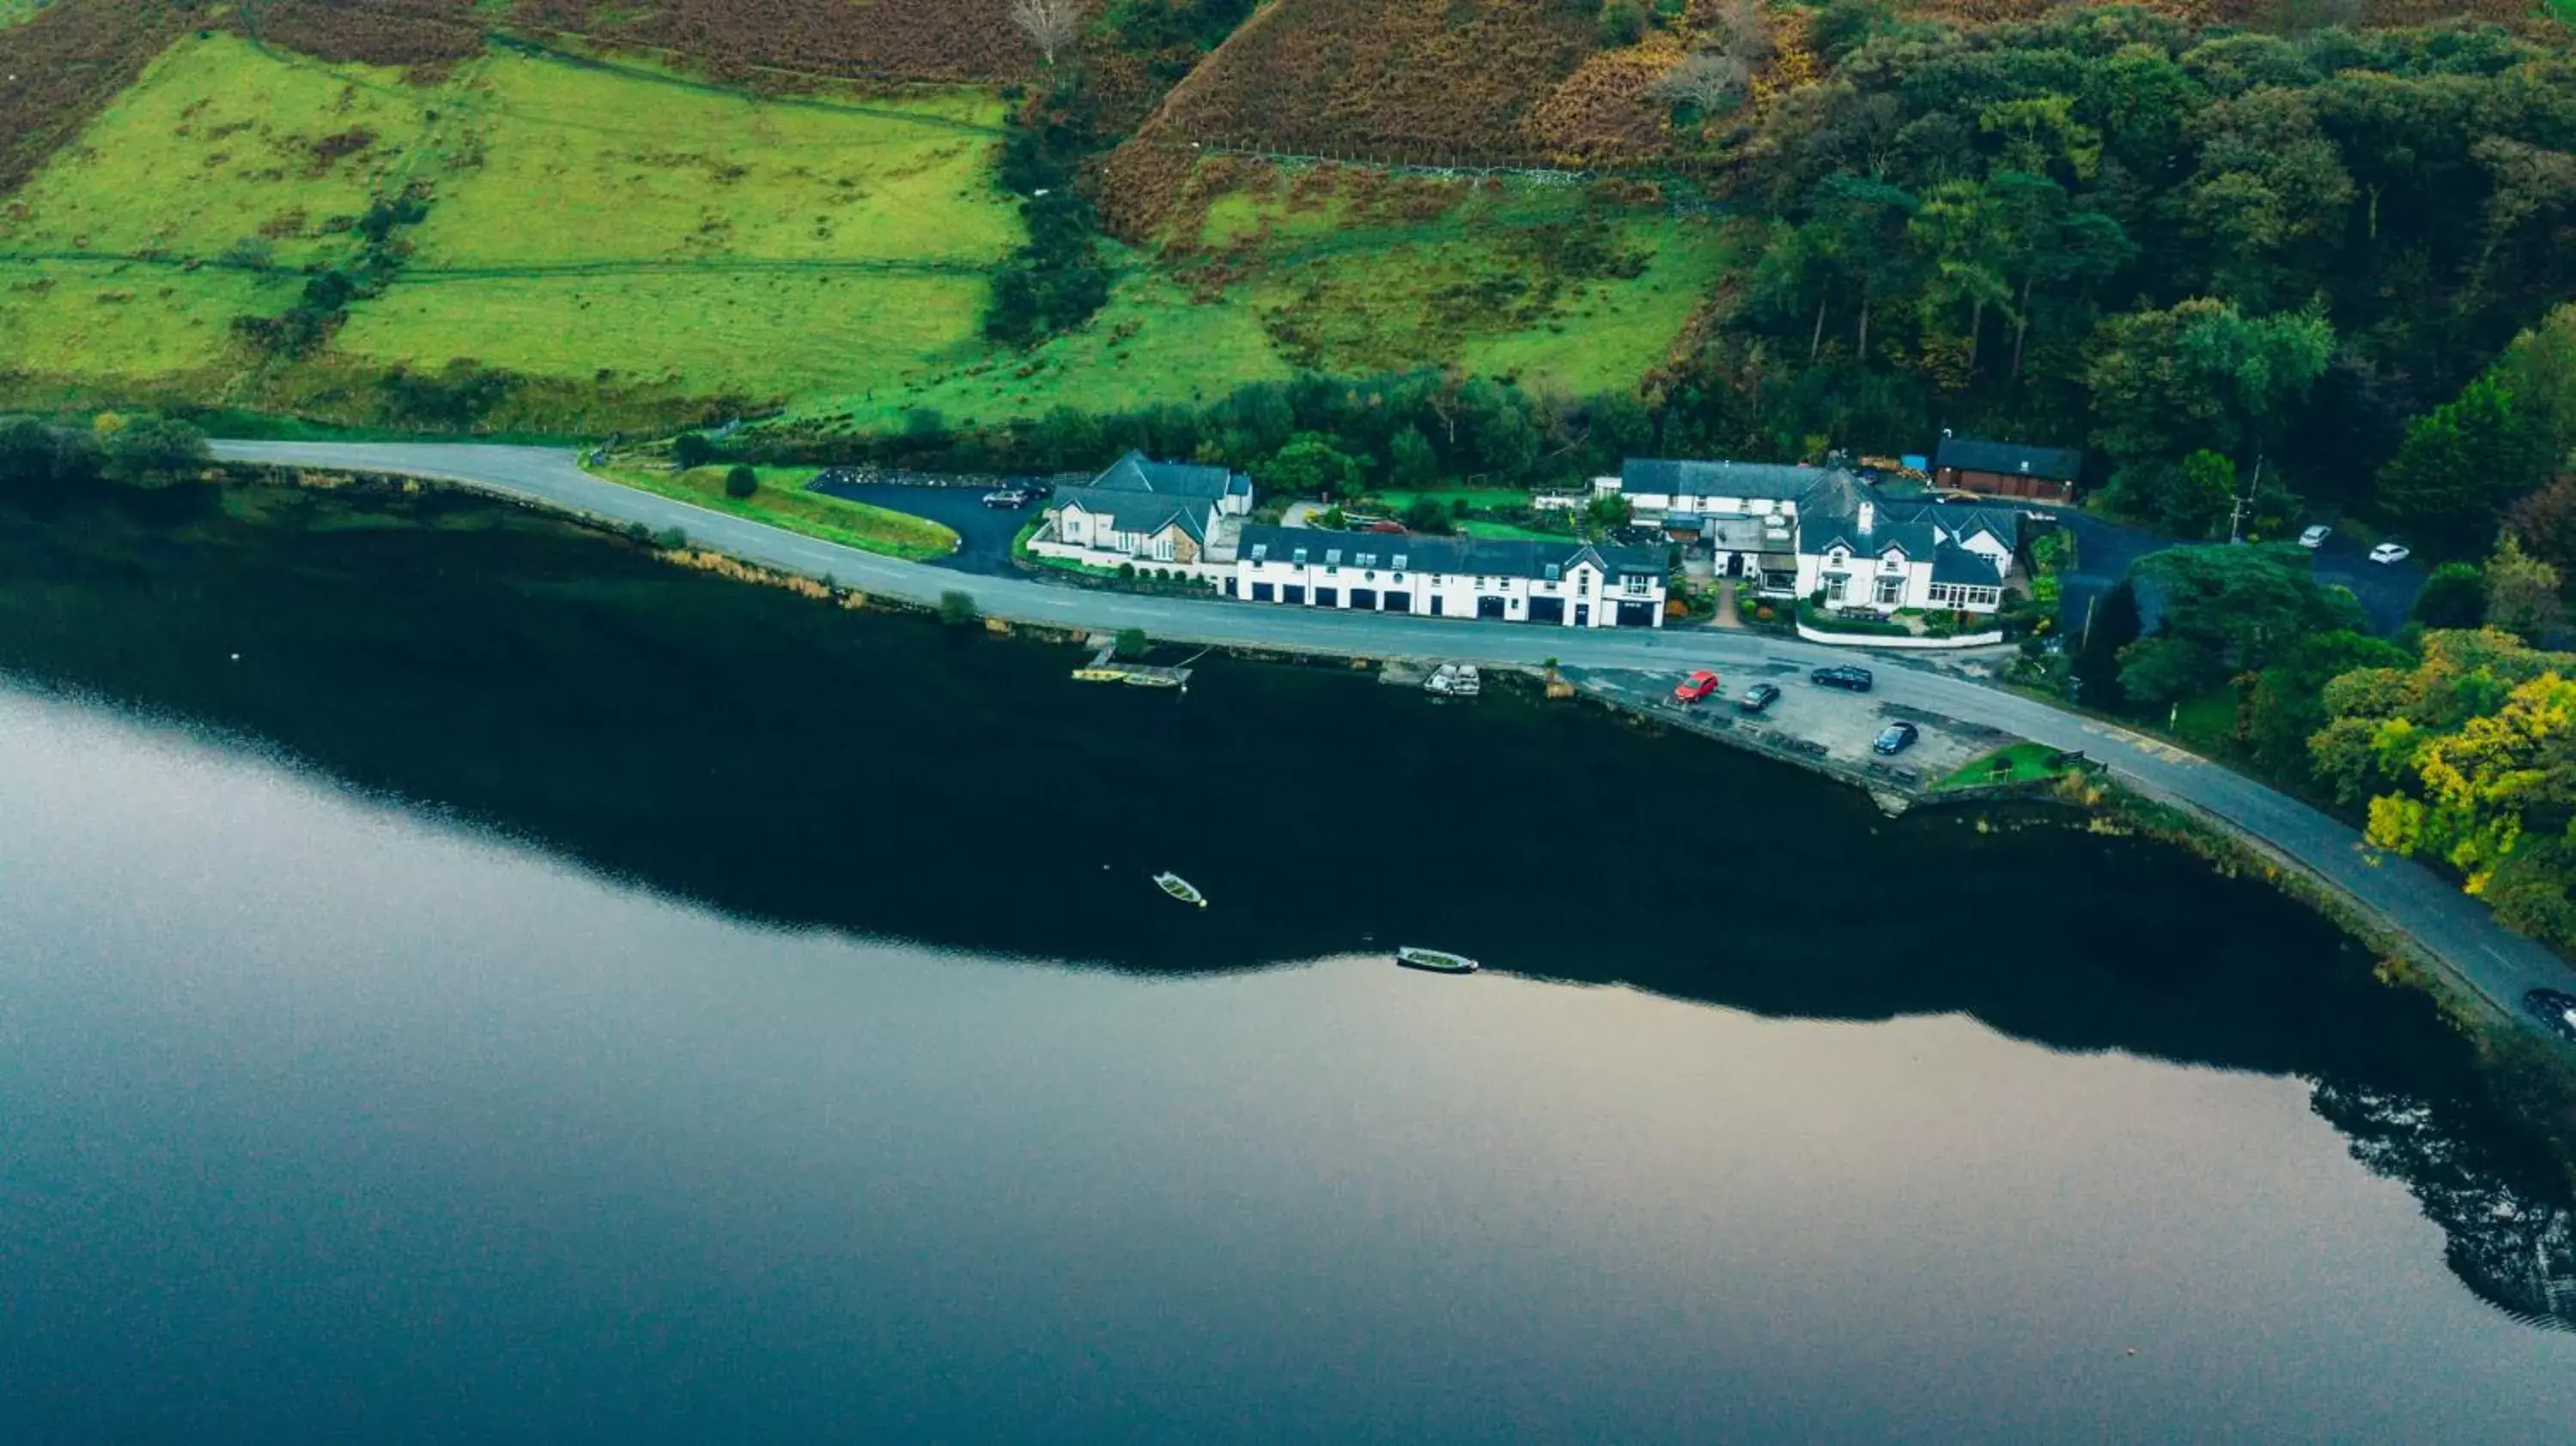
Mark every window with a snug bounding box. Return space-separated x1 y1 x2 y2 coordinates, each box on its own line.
1622 574 1649 596
1364 571 1376 582
1543 563 1562 582
1249 543 1268 562
1291 547 1308 567
1355 553 1376 568
1874 576 1904 605
1324 549 1342 566
1826 574 1848 603
1392 553 1409 570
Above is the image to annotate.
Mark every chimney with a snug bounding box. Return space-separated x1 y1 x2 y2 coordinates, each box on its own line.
1856 498 1874 535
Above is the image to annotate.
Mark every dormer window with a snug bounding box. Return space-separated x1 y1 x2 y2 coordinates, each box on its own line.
1324 549 1342 566
1544 563 1561 582
1291 547 1309 566
1392 553 1408 569
1249 543 1268 562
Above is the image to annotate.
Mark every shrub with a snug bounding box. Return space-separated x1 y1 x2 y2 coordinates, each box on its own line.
672 433 717 470
724 465 759 499
939 589 979 626
1115 627 1150 659
650 526 688 550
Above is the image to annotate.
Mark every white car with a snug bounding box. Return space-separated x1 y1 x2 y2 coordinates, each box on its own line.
2299 525 2331 549
2369 542 2412 565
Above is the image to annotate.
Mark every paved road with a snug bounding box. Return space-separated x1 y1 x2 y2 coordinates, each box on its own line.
213 440 2574 1036
2057 509 2425 639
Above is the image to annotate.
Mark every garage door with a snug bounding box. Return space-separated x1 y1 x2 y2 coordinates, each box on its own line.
1528 597 1565 624
1252 582 1275 602
1315 587 1340 608
1383 592 1411 614
1350 588 1377 611
1284 585 1306 605
1476 596 1506 620
1616 599 1656 627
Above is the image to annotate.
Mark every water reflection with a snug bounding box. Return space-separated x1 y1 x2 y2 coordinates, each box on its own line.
3 479 2571 1334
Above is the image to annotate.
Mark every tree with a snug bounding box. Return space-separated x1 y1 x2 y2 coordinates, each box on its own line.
1709 0 1777 65
2085 298 2334 471
2484 534 2563 642
1267 433 1363 500
2506 474 2576 580
2413 562 2488 629
2116 544 2364 706
1808 174 1920 360
1388 425 1438 487
2378 375 2547 556
1587 493 1634 530
2164 449 2239 540
939 589 980 627
1400 498 1453 534
1008 0 1084 66
1114 628 1150 659
1908 179 2014 380
99 416 210 485
1654 52 1750 121
724 465 759 500
2074 578 2142 710
672 433 716 470
1598 0 1648 47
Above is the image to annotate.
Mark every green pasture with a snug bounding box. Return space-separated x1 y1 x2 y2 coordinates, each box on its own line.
594 463 960 561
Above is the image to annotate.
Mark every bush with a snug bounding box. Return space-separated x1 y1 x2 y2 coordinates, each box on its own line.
938 589 979 627
724 465 759 500
650 526 688 550
672 433 717 470
1115 627 1150 659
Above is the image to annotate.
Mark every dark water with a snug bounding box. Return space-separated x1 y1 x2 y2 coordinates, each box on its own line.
3 481 2574 1443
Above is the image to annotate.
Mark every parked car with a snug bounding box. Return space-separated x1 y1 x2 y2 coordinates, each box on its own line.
2299 525 2331 549
1672 670 1722 705
1738 683 1782 715
2369 541 2412 564
1811 665 1874 692
2526 989 2576 1044
1872 721 1921 756
981 487 1035 508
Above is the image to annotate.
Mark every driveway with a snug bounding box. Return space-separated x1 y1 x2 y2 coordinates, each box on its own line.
2055 510 2425 638
207 440 2576 1043
803 473 1037 577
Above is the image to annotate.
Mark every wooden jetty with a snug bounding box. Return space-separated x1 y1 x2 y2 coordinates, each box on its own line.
1072 635 1197 689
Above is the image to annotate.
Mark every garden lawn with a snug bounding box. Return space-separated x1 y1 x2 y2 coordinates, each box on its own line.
1456 519 1571 542
593 464 960 562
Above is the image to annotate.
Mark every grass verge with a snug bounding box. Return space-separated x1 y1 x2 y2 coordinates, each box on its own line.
1937 742 2067 791
591 463 959 562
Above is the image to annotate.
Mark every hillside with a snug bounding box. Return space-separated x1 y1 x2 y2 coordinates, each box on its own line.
2 0 2571 440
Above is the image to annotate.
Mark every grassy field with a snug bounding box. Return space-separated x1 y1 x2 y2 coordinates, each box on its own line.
592 463 960 561
3 31 1719 431
793 168 1728 431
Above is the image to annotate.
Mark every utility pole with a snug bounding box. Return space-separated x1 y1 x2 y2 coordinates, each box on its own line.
2228 453 2264 544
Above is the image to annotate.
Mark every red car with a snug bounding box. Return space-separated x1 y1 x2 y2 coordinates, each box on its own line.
1672 670 1722 704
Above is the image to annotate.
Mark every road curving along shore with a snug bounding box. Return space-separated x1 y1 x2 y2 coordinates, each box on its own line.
210 440 2576 1043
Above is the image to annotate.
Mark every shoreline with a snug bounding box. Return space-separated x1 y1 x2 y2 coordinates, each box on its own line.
204 447 2576 1061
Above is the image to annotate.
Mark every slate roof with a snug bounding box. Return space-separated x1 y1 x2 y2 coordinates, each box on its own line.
1933 437 2084 483
1051 484 1214 544
1930 542 2006 586
1799 497 2018 580
1236 526 1664 582
1091 449 1252 501
1621 458 1832 502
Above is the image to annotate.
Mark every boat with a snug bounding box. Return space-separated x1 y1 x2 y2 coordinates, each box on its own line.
1153 872 1207 908
1423 663 1482 698
1395 946 1479 975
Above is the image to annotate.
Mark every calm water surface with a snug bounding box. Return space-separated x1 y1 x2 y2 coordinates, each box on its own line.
3 482 2574 1442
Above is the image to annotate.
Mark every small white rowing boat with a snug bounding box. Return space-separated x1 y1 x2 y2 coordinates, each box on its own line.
1395 946 1478 975
1153 872 1207 908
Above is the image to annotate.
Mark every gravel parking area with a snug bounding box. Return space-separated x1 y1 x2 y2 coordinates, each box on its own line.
1567 662 2020 794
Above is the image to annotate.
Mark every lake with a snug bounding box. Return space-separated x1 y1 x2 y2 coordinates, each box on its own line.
3 478 2573 1443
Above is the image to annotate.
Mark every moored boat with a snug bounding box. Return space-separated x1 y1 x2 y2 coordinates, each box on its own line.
1153 872 1207 908
1395 946 1479 975
1424 663 1482 698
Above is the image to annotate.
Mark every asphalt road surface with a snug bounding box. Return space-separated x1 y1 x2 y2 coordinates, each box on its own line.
210 440 2574 1039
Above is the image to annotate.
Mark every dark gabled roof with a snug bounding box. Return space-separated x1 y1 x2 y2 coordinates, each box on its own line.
1622 458 1832 502
1052 483 1212 544
1930 541 2008 586
1933 436 2083 483
1236 526 1663 582
1091 449 1251 501
1801 491 2023 565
